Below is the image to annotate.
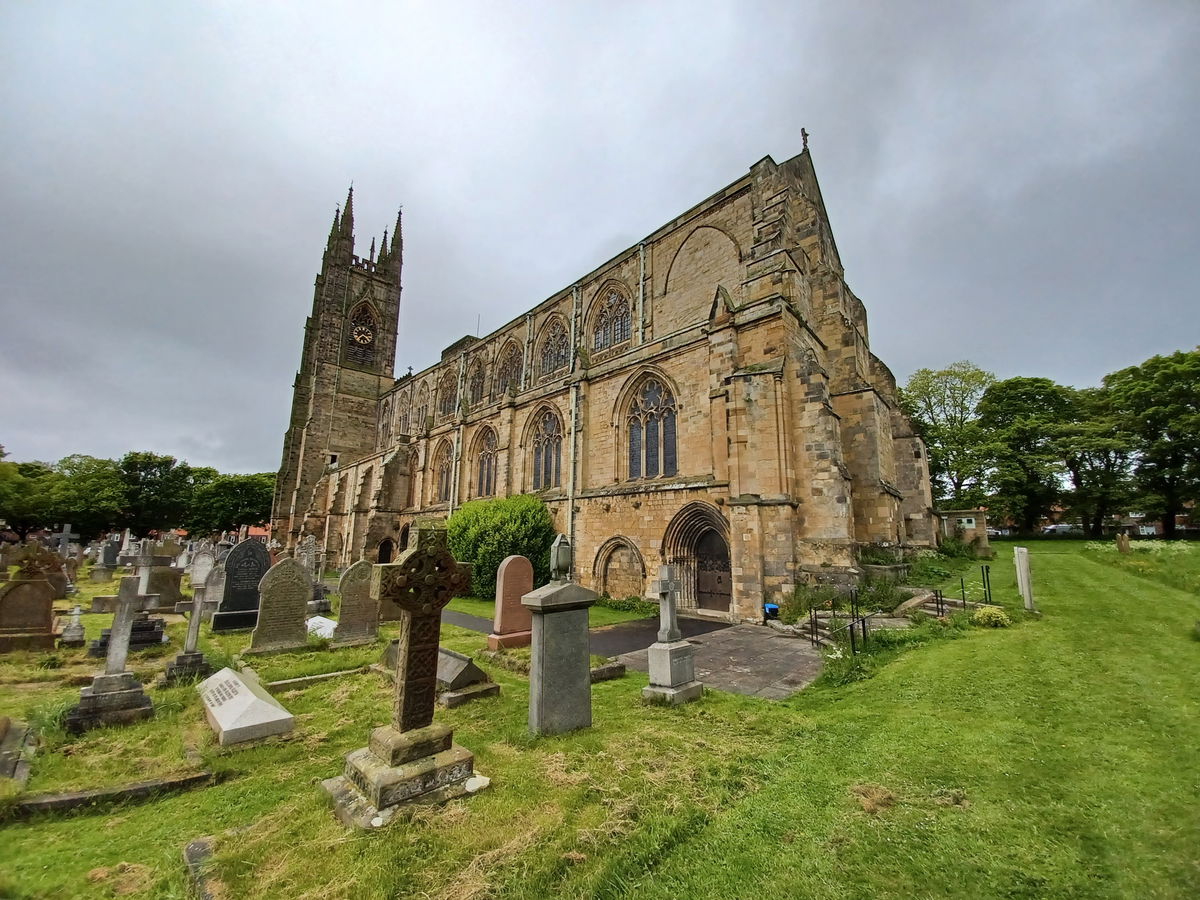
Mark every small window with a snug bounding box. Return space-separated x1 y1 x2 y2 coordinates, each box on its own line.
958 518 975 529
328 453 339 467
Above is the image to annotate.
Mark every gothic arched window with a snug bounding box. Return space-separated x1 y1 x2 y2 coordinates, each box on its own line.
494 342 523 397
539 319 569 377
413 384 430 433
468 361 486 406
405 449 418 508
396 394 411 436
627 378 678 479
346 304 379 367
531 409 563 490
434 441 453 503
475 428 497 498
593 290 632 351
380 399 393 448
437 371 458 420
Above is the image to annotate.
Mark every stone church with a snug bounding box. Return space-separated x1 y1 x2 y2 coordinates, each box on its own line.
271 145 935 623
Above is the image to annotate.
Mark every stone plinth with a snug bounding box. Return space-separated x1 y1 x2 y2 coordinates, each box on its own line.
487 555 533 650
523 579 597 735
87 613 167 657
642 564 703 705
64 672 154 733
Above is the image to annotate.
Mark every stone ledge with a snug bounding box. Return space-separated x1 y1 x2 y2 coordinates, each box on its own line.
11 771 216 818
438 682 500 708
589 662 627 683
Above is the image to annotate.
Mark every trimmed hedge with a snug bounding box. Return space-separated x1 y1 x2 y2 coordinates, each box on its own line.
446 494 557 599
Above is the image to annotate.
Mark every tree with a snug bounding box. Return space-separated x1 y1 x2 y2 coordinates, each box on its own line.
49 454 128 540
899 361 996 505
977 377 1073 535
447 494 557 599
1104 348 1200 538
118 451 197 534
1055 388 1133 537
0 461 63 539
184 472 275 536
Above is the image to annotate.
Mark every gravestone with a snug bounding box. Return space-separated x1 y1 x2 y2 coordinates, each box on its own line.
203 563 226 622
323 525 486 828
211 539 271 631
1014 547 1037 612
146 567 184 609
197 668 294 745
189 549 215 605
331 560 378 647
307 616 338 639
65 590 154 733
162 583 214 685
1116 533 1131 554
246 558 311 654
91 572 160 613
59 604 86 648
642 564 703 705
523 536 597 735
0 574 57 653
487 555 534 650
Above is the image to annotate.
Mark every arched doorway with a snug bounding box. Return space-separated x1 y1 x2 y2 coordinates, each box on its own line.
398 524 410 553
377 538 395 564
695 530 731 611
661 502 732 616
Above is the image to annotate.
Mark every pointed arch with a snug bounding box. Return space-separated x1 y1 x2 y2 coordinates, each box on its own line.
345 301 381 367
436 369 458 420
588 281 634 354
661 501 731 613
593 536 646 601
536 315 570 379
492 339 524 398
520 403 564 491
619 372 679 479
466 357 488 407
663 225 743 293
413 383 431 433
472 425 498 498
432 439 454 503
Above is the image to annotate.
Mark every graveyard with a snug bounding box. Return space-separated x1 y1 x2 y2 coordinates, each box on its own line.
1 539 1198 898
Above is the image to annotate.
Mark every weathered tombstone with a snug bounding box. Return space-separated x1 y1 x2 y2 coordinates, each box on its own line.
146 567 185 609
436 648 499 708
307 615 338 639
211 539 271 631
642 564 703 705
246 558 311 654
330 560 378 647
65 590 154 733
487 555 534 650
63 557 78 581
1014 547 1037 613
322 525 486 828
1116 533 1131 554
0 559 57 652
50 524 79 556
203 563 225 622
522 536 597 735
162 584 214 685
91 572 160 613
190 549 215 602
197 668 294 745
59 604 86 648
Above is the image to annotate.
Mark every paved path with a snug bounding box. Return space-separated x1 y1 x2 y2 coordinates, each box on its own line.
618 625 825 700
587 616 729 657
442 609 494 633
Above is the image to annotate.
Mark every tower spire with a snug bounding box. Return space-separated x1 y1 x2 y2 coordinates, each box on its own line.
340 185 355 238
387 207 403 274
378 227 390 267
368 236 376 262
326 205 341 250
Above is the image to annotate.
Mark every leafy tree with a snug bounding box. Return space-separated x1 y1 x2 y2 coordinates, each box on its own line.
977 377 1073 535
447 494 558 598
1055 388 1133 536
899 361 996 505
118 451 197 534
184 472 275 536
1104 348 1200 537
0 461 63 539
49 455 127 540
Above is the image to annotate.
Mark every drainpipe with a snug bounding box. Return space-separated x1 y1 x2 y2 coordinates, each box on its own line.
637 242 646 343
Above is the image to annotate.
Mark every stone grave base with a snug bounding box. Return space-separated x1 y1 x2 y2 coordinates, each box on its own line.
330 635 376 649
64 672 154 734
161 652 213 686
210 610 258 632
486 630 531 651
323 724 488 829
90 567 114 583
0 631 57 653
439 682 500 708
87 615 167 657
1 716 35 787
642 681 704 705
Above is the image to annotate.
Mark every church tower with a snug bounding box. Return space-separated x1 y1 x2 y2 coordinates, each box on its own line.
271 189 403 547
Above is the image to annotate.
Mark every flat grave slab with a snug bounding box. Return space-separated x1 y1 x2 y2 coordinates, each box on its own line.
197 667 295 746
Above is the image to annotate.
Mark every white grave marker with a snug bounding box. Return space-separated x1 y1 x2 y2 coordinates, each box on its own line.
197 667 295 745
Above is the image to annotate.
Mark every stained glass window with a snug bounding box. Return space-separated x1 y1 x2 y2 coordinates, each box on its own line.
468 362 486 405
593 290 632 351
413 384 430 433
540 319 569 376
627 378 677 479
435 443 452 503
437 371 457 419
494 343 523 397
396 395 410 436
476 429 497 497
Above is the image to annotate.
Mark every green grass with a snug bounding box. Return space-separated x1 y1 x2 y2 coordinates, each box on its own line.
1 545 1198 898
448 595 653 628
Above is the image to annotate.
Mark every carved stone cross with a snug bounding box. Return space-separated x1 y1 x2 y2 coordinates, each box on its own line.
371 525 471 733
51 523 79 554
651 564 682 643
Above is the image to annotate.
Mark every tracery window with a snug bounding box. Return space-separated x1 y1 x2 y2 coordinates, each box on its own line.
475 428 497 498
434 441 453 503
539 319 569 377
413 384 430 433
531 410 563 490
380 399 393 447
494 343 523 397
405 449 418 508
396 395 410 436
627 378 678 479
592 290 632 351
437 371 457 419
468 361 486 406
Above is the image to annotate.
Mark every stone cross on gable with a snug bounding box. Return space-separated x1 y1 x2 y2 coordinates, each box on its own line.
371 525 471 733
651 564 683 644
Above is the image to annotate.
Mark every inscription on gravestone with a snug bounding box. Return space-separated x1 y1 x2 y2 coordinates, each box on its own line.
211 540 271 631
247 558 311 654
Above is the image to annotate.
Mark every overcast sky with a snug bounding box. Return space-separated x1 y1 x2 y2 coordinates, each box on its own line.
1 1 1196 473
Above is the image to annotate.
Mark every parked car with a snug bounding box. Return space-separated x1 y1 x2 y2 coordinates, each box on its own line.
1042 523 1084 535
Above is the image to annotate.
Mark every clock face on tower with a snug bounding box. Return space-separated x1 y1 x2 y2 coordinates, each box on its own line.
352 324 375 345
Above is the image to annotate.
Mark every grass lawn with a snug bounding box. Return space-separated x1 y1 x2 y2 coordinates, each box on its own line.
447 594 653 628
2 544 1198 898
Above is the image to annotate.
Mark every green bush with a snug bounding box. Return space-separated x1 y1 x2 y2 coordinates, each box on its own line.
779 583 845 624
857 577 906 613
447 494 557 599
858 545 902 566
971 605 1012 628
938 537 978 559
906 556 954 584
595 595 658 616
